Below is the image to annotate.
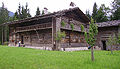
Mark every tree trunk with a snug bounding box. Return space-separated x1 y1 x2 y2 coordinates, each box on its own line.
111 45 113 54
2 26 4 45
91 46 94 61
57 40 61 51
4 25 7 43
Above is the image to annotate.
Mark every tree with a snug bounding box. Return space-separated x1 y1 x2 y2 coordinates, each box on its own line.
14 3 31 20
55 31 66 50
85 10 91 20
95 4 109 22
82 17 98 61
117 33 120 44
106 34 118 54
0 2 9 44
110 0 120 20
13 11 18 20
92 2 98 21
42 10 45 15
92 3 110 22
35 7 40 16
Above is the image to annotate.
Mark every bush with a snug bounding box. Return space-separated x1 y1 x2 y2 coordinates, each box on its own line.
70 24 74 31
61 21 66 27
4 41 9 45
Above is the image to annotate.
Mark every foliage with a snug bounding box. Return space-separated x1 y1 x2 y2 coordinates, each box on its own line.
106 34 118 54
113 8 120 20
13 11 18 20
55 31 66 41
70 24 74 31
0 2 9 44
14 3 31 20
84 17 98 47
35 7 41 16
92 2 98 21
4 41 8 45
0 46 120 69
42 10 45 15
107 34 117 46
61 21 66 27
117 33 120 44
92 3 110 22
85 10 91 20
110 0 120 20
80 24 85 32
84 17 98 61
95 4 110 22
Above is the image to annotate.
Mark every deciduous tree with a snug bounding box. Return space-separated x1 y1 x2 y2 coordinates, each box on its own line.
81 17 98 61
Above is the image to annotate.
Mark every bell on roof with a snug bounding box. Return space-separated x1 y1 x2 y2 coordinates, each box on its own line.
70 2 76 8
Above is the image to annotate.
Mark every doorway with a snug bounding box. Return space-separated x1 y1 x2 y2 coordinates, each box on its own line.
21 36 24 44
102 41 106 50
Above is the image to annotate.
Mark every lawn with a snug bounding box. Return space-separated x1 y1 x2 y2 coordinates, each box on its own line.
0 45 120 69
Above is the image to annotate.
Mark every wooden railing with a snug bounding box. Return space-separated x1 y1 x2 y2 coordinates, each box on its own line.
61 23 88 32
61 24 82 32
16 23 52 32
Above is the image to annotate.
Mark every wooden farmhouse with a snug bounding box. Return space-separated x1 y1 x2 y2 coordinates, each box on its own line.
96 20 120 50
1 7 119 51
6 7 90 50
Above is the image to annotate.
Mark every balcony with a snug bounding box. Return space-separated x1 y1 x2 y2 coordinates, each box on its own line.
16 23 52 32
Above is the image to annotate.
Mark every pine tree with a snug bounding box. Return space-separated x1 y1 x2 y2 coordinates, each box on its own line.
14 3 31 20
92 2 98 21
92 3 110 22
111 0 120 20
85 10 91 20
0 2 9 44
42 10 45 15
18 3 22 19
35 7 40 16
13 11 18 20
95 4 109 22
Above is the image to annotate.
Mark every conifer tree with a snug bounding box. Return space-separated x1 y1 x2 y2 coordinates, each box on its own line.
111 0 120 20
85 10 91 20
14 3 31 20
92 2 98 21
0 2 9 44
95 4 109 22
42 10 45 15
35 7 40 16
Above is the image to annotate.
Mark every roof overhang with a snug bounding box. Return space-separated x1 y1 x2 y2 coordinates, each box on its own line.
1 7 90 26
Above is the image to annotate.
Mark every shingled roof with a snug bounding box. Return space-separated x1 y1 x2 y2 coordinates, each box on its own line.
97 20 120 27
1 7 90 26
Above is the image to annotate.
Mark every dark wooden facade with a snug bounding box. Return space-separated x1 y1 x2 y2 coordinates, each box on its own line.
96 20 120 50
1 7 119 50
7 7 90 50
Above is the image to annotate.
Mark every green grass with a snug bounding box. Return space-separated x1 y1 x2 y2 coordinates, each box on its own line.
0 45 120 69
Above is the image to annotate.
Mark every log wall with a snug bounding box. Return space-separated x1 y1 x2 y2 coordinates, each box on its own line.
61 30 88 48
15 29 52 47
61 16 88 32
96 26 119 50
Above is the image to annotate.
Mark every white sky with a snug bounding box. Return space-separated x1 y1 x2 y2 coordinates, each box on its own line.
0 0 114 16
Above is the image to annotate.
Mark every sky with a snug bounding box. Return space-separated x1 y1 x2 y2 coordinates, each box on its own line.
0 0 114 16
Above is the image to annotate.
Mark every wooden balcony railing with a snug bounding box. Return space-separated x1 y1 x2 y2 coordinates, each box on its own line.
61 24 88 32
16 23 52 32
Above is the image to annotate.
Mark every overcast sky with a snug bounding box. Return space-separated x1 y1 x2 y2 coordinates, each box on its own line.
0 0 114 16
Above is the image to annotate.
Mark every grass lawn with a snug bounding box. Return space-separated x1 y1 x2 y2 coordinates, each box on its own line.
0 45 120 69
